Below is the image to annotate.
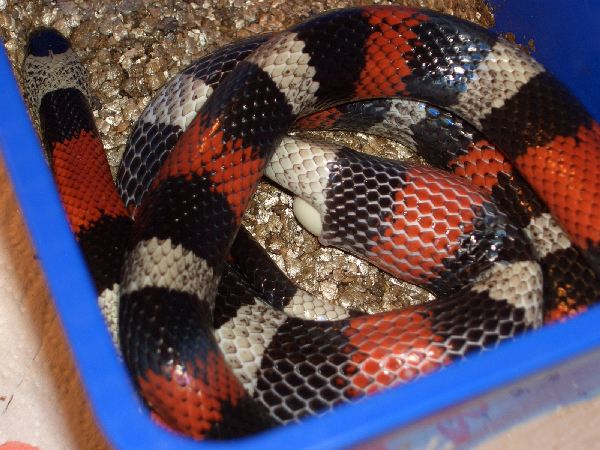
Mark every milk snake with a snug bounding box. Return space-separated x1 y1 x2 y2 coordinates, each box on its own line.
22 5 600 440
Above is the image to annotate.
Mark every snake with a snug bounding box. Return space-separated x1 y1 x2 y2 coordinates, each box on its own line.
22 5 600 440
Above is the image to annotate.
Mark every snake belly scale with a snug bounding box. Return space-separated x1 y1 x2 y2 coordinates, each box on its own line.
22 5 600 440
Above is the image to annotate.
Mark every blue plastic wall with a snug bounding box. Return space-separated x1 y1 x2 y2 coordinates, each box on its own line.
491 0 600 119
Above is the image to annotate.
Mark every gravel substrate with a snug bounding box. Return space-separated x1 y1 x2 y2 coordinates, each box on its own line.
2 0 494 316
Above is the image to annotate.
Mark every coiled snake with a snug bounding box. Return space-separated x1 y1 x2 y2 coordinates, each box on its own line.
22 5 600 440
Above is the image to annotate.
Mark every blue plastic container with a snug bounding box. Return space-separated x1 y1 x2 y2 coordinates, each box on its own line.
0 1 599 448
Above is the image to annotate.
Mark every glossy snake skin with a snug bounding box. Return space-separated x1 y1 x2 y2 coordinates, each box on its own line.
22 5 600 440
